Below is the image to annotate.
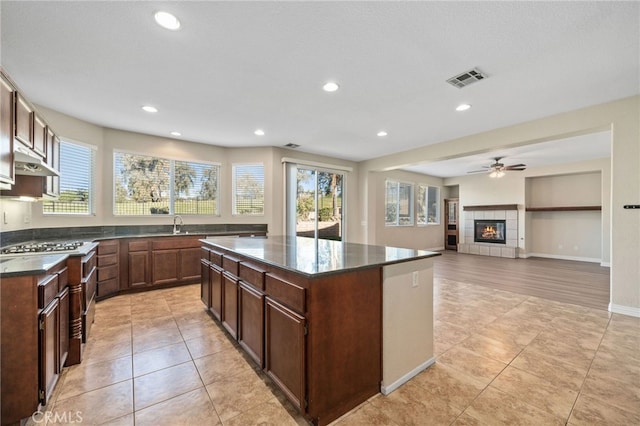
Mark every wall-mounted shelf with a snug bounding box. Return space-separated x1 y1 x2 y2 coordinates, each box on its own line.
525 206 602 212
463 204 518 211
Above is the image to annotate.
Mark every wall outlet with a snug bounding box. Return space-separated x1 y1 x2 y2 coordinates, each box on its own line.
412 271 419 287
23 214 31 224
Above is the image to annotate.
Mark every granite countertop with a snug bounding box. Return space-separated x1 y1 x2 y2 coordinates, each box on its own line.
202 235 441 277
0 254 69 277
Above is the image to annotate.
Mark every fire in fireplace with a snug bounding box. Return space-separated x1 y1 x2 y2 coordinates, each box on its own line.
474 220 506 244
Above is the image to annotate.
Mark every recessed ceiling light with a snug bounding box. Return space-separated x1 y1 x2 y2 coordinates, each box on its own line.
142 105 158 113
154 11 181 31
170 131 181 136
377 131 388 137
322 82 340 92
456 103 471 111
254 129 265 136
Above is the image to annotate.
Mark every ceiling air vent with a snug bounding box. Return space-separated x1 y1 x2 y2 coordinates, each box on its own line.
284 143 300 148
446 68 486 89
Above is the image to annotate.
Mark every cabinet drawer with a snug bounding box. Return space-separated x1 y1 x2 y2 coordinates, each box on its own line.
239 262 266 290
38 274 59 309
128 240 149 252
153 238 200 250
98 240 118 255
97 253 117 267
82 251 97 279
98 278 119 298
57 266 68 293
210 250 223 267
265 274 306 315
201 247 211 262
98 264 118 281
222 255 240 277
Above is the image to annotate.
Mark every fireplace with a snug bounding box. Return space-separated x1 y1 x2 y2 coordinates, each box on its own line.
474 220 506 244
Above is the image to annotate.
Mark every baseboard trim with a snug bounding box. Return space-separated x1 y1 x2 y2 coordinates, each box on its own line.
427 246 445 252
523 253 602 264
380 357 435 395
609 303 640 318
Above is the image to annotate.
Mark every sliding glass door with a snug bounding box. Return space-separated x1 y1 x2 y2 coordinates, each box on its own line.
286 164 344 241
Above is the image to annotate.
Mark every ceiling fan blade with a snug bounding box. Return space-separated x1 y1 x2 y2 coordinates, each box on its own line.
505 163 526 168
467 169 489 174
503 167 526 171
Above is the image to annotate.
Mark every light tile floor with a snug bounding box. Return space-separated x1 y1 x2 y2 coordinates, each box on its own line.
32 278 639 425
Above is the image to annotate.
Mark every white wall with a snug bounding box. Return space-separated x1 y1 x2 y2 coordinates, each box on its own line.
370 169 444 251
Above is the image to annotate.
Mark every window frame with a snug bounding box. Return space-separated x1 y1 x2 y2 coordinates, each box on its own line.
385 179 414 227
42 138 96 216
232 163 265 216
113 149 221 216
417 183 441 225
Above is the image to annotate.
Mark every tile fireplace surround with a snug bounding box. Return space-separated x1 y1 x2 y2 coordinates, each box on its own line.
458 205 519 258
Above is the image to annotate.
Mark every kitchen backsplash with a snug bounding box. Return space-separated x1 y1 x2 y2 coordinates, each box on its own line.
0 223 268 247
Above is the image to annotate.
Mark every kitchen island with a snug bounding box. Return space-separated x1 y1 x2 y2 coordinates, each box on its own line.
200 236 440 426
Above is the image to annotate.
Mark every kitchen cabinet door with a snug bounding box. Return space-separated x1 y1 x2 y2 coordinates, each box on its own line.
45 130 60 197
238 282 265 367
265 297 306 412
209 264 223 321
39 298 60 405
33 114 46 157
152 249 179 285
128 251 150 288
58 287 69 370
14 92 33 149
222 272 239 339
0 74 14 185
201 259 211 308
179 247 201 281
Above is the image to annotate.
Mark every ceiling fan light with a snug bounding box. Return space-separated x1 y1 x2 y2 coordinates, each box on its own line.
489 171 498 178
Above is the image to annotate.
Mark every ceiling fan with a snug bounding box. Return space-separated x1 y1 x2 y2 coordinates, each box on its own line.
467 157 526 178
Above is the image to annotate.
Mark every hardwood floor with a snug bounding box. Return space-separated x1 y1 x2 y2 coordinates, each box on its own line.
434 251 610 310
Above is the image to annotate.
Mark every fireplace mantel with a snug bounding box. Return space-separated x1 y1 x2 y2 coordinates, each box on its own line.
463 204 518 211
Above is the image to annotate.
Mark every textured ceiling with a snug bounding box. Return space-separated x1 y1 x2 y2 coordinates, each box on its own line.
1 1 637 175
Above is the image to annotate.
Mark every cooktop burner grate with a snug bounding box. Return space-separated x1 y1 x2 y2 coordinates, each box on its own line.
1 241 85 255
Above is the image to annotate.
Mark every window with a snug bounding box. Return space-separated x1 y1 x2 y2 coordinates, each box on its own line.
114 151 219 215
417 184 440 225
385 180 413 226
232 163 264 215
285 161 346 241
43 140 95 215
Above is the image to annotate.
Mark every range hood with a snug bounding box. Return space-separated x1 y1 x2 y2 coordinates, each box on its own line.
14 145 59 177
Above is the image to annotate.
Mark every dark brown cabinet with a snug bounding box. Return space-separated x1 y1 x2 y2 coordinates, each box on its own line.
39 297 59 406
32 114 46 157
128 240 150 288
200 258 211 307
58 286 70 370
210 263 223 320
14 92 33 149
200 239 384 426
265 297 306 411
152 249 179 285
97 240 119 299
44 129 60 197
180 247 201 281
0 73 14 185
238 282 265 367
222 272 239 339
1 258 69 424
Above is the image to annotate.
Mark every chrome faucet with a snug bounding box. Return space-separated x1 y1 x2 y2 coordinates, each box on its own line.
173 215 183 234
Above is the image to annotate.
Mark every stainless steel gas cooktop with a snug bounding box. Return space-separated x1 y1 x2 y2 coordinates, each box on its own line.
0 241 86 255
